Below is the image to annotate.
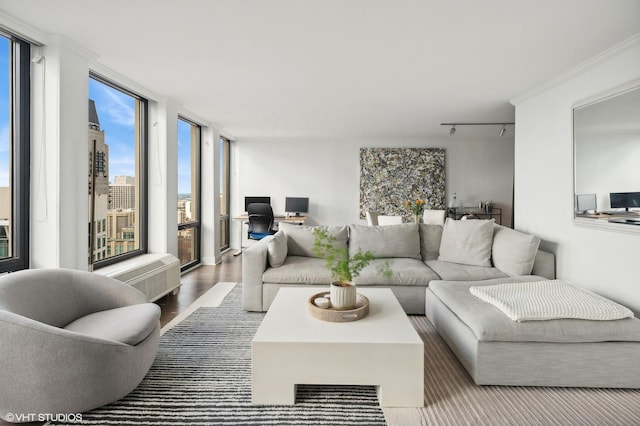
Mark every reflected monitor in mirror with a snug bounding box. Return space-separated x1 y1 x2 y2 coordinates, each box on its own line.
576 193 597 214
610 192 640 212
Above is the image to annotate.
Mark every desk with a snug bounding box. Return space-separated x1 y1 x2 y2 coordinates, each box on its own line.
576 212 640 223
448 207 502 225
232 215 307 256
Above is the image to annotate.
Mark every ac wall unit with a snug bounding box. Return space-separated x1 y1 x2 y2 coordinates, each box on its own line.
95 253 181 302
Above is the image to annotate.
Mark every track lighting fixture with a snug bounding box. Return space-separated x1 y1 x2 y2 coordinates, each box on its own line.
441 122 515 136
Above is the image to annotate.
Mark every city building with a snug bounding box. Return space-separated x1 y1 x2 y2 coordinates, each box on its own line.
88 99 109 262
109 176 136 210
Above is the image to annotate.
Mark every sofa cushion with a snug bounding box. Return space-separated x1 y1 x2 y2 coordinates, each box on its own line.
354 258 440 285
349 223 420 259
64 303 160 346
267 231 288 267
279 223 348 258
429 278 640 343
419 224 443 261
492 224 541 276
262 256 332 284
438 218 494 267
425 260 507 281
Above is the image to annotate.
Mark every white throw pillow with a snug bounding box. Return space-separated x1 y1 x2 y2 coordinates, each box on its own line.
491 224 540 276
267 231 288 267
437 218 493 267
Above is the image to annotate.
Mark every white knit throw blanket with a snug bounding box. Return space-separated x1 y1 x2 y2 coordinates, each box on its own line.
470 280 634 322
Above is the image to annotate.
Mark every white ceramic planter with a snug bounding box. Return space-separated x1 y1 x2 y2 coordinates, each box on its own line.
330 282 357 310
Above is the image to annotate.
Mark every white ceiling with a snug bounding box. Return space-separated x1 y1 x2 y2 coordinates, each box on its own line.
1 0 639 139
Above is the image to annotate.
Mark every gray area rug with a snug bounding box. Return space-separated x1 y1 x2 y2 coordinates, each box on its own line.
408 316 640 426
58 285 386 425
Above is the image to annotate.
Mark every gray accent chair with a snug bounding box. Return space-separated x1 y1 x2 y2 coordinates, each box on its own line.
0 268 161 422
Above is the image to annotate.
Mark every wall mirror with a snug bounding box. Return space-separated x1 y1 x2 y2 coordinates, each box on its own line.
573 80 640 231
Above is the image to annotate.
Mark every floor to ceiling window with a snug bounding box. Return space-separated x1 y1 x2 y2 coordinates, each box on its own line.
0 32 30 273
220 136 230 251
177 117 201 270
88 74 147 267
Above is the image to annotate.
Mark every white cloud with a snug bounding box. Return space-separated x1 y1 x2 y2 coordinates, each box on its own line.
96 84 135 128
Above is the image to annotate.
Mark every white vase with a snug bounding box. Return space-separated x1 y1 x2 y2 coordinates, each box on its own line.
330 282 357 310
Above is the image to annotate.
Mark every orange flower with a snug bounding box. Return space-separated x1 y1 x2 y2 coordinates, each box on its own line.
404 199 426 215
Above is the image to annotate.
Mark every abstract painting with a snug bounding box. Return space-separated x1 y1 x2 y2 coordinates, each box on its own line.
360 148 446 221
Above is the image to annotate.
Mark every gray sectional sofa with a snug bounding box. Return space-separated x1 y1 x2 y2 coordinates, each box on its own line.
243 219 640 389
242 219 556 314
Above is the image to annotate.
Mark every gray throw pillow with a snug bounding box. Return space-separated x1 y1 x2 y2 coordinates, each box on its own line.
267 231 288 267
492 224 541 276
348 223 420 259
437 218 493 267
419 223 444 261
279 223 348 258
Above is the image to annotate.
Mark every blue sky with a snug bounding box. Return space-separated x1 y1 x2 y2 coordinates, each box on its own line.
177 118 192 195
89 78 137 184
90 78 192 195
0 37 10 187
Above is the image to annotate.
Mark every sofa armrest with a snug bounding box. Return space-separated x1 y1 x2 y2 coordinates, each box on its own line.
531 249 555 279
242 237 272 311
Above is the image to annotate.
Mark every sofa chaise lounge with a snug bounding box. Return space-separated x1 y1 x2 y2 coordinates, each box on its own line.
426 276 640 388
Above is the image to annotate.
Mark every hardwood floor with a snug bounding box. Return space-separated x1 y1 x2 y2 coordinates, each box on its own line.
157 250 242 327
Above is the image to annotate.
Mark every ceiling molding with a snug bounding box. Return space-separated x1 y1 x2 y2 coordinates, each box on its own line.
0 10 46 45
510 32 640 106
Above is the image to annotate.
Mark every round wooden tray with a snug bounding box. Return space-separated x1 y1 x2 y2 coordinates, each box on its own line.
307 291 369 322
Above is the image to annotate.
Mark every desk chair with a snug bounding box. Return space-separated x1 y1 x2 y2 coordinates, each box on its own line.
365 211 379 226
247 203 276 240
423 209 446 225
377 215 403 225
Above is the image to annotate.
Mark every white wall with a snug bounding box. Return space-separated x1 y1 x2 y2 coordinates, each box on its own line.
233 135 514 248
31 37 94 269
512 35 640 313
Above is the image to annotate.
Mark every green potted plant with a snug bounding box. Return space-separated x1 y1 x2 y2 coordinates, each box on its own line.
312 228 392 309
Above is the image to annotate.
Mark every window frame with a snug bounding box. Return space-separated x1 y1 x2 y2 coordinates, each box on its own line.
89 72 148 269
177 116 202 271
0 33 30 273
219 136 231 251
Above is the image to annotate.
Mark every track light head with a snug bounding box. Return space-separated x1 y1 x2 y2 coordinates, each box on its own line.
499 126 506 136
449 126 456 136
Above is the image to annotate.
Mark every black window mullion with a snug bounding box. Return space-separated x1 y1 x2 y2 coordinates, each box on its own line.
0 36 30 273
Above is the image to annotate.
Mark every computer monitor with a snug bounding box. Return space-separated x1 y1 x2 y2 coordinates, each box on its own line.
285 197 309 216
576 193 597 214
610 192 640 211
244 196 271 212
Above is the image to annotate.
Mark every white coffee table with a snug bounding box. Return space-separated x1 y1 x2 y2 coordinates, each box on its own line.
252 287 424 407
